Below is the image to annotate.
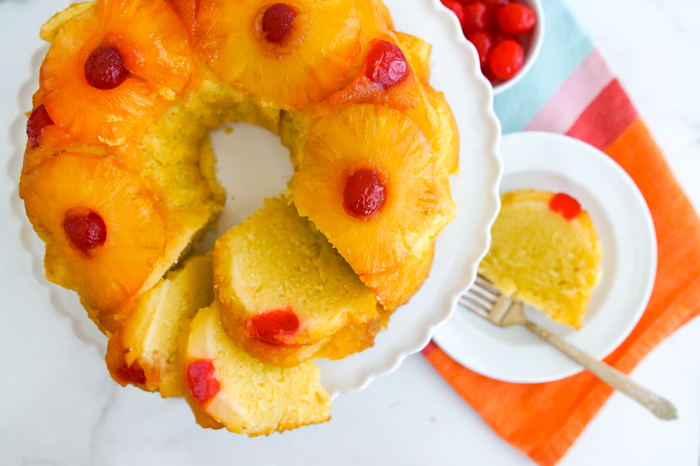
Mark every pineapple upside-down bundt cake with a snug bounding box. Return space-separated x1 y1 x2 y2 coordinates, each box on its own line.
20 0 459 434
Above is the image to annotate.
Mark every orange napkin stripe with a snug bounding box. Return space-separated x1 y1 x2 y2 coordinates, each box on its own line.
425 117 700 466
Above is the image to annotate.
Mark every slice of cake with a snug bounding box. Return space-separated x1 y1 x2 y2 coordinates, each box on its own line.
182 301 331 436
105 253 332 436
479 190 602 329
214 196 386 367
105 253 214 397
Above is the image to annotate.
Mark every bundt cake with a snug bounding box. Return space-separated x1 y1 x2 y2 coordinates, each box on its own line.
479 190 603 329
19 0 459 434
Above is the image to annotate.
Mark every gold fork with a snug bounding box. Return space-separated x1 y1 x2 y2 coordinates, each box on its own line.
460 276 678 421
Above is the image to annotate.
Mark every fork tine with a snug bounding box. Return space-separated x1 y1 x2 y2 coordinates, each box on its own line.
463 288 495 310
458 295 491 319
475 275 500 296
469 282 498 303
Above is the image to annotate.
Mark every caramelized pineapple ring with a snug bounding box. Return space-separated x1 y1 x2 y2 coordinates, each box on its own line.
292 104 441 275
361 238 435 310
197 0 361 109
167 0 199 40
329 38 425 111
21 153 166 311
41 0 192 147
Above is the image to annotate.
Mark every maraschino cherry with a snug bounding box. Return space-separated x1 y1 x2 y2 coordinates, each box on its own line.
343 169 387 219
247 310 300 345
63 210 107 254
27 104 54 148
187 360 220 403
262 3 297 44
84 46 129 90
366 40 408 88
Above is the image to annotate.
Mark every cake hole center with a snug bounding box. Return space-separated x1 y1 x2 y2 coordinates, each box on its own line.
194 122 294 254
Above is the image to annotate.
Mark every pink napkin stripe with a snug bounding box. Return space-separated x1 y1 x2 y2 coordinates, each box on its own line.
524 48 614 134
566 79 638 151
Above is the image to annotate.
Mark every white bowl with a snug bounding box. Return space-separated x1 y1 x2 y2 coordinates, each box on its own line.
492 0 545 94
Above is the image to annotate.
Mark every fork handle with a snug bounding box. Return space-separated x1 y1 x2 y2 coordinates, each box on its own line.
523 321 678 421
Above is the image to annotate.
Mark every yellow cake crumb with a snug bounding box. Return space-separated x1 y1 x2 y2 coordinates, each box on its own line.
479 190 602 329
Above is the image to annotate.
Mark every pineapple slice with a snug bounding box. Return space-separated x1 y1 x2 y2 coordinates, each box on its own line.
360 238 435 310
39 1 94 43
426 86 460 177
182 302 332 436
393 31 460 177
20 101 72 192
196 0 361 109
331 29 458 179
357 92 457 308
292 104 442 275
328 38 425 111
371 0 394 30
214 197 385 367
21 152 166 311
41 0 192 148
355 0 396 46
105 254 214 396
396 32 432 84
167 0 199 40
329 2 424 111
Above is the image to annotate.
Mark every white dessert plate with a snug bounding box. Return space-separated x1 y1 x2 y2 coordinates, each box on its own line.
8 0 502 398
434 131 657 383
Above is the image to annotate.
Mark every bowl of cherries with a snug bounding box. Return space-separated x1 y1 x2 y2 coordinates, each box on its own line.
441 0 544 94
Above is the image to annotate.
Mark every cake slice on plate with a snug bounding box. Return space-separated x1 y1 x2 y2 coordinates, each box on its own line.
479 189 602 329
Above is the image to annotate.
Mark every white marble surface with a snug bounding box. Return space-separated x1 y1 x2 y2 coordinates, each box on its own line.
1 0 699 464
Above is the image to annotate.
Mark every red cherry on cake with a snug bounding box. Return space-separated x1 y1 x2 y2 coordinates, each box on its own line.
84 46 129 90
27 104 54 149
366 40 408 88
187 359 220 403
441 0 466 26
248 310 300 345
467 31 494 68
343 169 387 218
63 209 107 254
549 193 582 220
489 39 524 80
116 360 147 386
497 3 537 35
262 3 297 44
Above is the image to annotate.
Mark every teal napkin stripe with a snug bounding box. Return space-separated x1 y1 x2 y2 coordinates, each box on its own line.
493 0 595 133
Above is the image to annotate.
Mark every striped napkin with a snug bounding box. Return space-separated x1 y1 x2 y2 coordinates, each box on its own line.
422 1 700 464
